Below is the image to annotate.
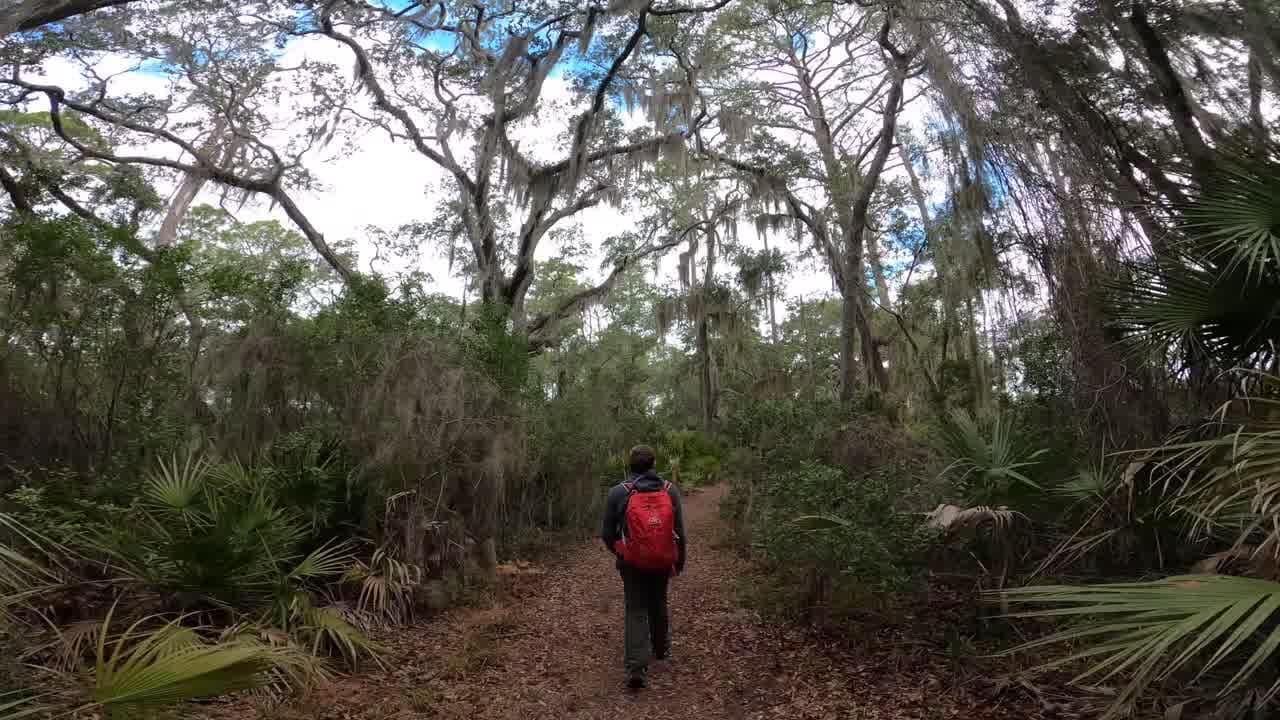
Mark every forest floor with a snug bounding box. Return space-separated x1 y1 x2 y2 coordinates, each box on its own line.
210 485 1051 720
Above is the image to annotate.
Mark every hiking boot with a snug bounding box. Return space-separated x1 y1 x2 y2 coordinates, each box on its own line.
655 640 671 660
626 671 648 689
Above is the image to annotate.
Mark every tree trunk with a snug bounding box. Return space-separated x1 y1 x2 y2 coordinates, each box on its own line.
791 40 907 402
865 233 901 388
800 297 817 399
964 293 988 409
1241 0 1280 93
698 229 719 435
839 280 861 404
154 118 239 248
555 365 568 399
986 295 1007 398
458 277 470 329
866 233 893 311
857 297 889 391
1248 50 1267 145
1125 0 1217 187
762 230 779 342
698 313 716 433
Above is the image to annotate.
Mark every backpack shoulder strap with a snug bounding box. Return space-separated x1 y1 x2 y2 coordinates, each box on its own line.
624 482 636 494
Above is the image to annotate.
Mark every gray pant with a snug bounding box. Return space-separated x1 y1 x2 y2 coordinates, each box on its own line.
621 566 670 674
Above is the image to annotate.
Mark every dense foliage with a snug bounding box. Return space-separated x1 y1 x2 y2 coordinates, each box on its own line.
0 0 1278 717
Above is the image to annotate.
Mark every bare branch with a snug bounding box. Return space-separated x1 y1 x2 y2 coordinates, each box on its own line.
316 13 475 193
526 234 685 345
1 77 355 283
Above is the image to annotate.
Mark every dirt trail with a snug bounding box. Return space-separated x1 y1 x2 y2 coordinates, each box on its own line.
244 485 1015 720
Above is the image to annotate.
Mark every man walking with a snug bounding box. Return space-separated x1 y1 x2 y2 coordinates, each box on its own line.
601 445 686 689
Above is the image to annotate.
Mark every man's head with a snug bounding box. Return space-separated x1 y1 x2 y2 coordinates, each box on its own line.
628 445 656 474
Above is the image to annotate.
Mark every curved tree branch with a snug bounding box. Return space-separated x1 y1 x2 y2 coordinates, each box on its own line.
526 234 685 347
1 77 355 283
316 13 476 194
650 0 733 17
0 0 140 36
0 163 34 214
1126 0 1217 187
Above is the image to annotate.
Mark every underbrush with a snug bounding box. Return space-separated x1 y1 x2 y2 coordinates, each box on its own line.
723 379 1280 718
720 398 944 624
658 429 728 488
726 461 937 623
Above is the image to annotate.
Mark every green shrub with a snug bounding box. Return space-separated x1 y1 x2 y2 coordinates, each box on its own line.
936 408 1048 506
95 455 367 616
261 429 368 540
659 429 726 487
6 485 123 545
744 462 937 617
723 396 844 467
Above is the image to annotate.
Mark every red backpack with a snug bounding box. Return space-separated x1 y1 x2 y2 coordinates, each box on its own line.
613 481 679 572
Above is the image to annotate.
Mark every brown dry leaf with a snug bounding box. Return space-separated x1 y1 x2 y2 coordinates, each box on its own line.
196 485 1034 720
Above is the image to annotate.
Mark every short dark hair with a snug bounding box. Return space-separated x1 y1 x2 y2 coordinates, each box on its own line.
628 445 656 474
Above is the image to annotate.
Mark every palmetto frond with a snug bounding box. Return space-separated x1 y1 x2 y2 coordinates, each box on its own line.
926 504 1024 533
299 604 384 668
1112 160 1280 368
1010 382 1280 714
347 547 421 624
289 539 358 582
937 408 1047 502
791 514 851 531
145 453 213 514
43 619 103 672
1000 575 1280 715
1183 161 1280 282
1054 466 1113 504
91 609 314 711
0 692 45 720
0 512 68 616
1112 261 1280 367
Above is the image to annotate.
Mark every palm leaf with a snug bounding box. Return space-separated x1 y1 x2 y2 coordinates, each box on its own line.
91 608 310 710
144 453 212 514
1112 161 1280 367
288 539 358 582
1054 466 1112 504
1113 262 1217 336
44 618 103 671
0 692 46 720
927 504 1023 533
349 548 420 623
1111 262 1280 366
1148 412 1280 554
301 605 384 668
0 512 68 614
937 408 1046 500
999 575 1280 715
1183 161 1280 282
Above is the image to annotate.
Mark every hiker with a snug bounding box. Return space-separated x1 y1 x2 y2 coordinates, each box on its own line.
601 444 687 689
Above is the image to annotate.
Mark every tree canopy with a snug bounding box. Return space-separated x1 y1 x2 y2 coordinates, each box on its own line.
2 0 1280 717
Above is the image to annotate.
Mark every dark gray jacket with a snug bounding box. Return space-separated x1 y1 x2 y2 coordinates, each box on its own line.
601 470 687 573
